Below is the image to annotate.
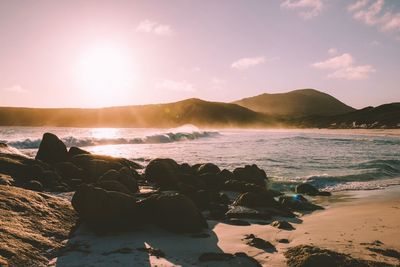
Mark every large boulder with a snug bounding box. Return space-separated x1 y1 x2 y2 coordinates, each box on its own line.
138 192 208 233
232 164 268 186
197 163 221 175
71 184 137 231
0 185 77 267
67 146 90 158
35 133 68 164
198 172 227 190
95 180 132 195
233 191 280 208
144 158 181 189
98 167 139 193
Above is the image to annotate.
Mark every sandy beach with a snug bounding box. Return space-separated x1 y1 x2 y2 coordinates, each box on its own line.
50 186 400 266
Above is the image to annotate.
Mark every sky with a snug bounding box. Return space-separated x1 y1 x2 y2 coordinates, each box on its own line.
0 0 399 109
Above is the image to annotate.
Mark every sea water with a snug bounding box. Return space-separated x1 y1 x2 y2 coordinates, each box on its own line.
1 125 399 192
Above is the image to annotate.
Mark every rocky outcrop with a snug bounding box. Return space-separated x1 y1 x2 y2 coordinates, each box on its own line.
232 164 268 186
0 185 77 267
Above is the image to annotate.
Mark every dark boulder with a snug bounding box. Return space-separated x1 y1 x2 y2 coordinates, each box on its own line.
35 133 68 164
55 162 85 181
223 180 266 193
67 146 90 158
219 169 234 180
71 184 137 231
144 158 181 189
232 164 267 186
69 155 123 182
95 180 132 195
27 180 43 191
198 172 227 190
233 191 280 208
271 220 295 230
138 192 208 233
295 183 331 196
279 195 324 211
197 163 221 175
98 167 139 193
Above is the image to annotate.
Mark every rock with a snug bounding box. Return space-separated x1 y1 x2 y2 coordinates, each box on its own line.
285 245 390 267
244 235 275 251
218 192 231 205
197 163 221 175
27 180 43 191
271 220 295 230
71 184 137 231
277 238 290 243
67 146 90 158
98 168 139 193
69 155 123 182
35 133 68 164
233 164 267 186
223 180 265 193
219 169 234 180
136 247 166 258
224 218 251 226
0 173 13 186
198 172 227 190
118 167 139 193
0 185 77 267
279 195 324 211
55 162 85 182
95 180 132 195
295 183 331 196
144 158 181 189
226 206 271 220
138 192 208 233
233 191 279 208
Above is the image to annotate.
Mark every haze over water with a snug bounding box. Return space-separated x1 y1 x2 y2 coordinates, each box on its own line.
2 126 399 192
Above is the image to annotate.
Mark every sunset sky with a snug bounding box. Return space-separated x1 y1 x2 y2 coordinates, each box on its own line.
0 0 399 108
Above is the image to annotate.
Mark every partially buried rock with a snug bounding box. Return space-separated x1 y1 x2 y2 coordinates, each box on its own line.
71 184 137 232
138 192 208 233
295 183 331 196
35 133 68 165
279 195 324 211
244 234 275 251
285 245 390 267
271 220 295 230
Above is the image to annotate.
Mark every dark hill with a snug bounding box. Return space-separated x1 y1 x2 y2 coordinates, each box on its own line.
233 89 355 117
0 99 275 128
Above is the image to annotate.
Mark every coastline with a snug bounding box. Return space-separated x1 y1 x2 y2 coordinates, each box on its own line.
51 185 400 266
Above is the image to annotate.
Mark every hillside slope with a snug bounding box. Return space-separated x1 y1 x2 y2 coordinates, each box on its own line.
233 89 355 117
0 99 275 128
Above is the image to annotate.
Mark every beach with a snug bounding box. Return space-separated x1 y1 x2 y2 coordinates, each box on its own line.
47 186 400 266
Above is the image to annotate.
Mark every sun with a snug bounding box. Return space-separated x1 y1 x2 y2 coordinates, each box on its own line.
77 43 134 106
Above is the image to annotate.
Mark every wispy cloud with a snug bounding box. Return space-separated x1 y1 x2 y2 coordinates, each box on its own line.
231 56 265 70
2 85 27 93
280 0 324 19
136 20 174 36
155 79 195 92
312 53 375 80
348 0 400 38
328 47 338 55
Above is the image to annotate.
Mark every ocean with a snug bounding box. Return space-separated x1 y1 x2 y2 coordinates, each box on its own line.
1 125 399 192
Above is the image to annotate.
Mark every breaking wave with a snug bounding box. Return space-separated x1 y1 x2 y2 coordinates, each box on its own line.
3 131 220 149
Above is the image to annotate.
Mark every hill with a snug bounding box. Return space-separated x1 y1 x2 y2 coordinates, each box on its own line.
233 89 355 117
296 103 400 129
0 99 277 128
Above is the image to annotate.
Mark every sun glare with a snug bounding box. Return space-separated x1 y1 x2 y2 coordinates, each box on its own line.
77 44 134 106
